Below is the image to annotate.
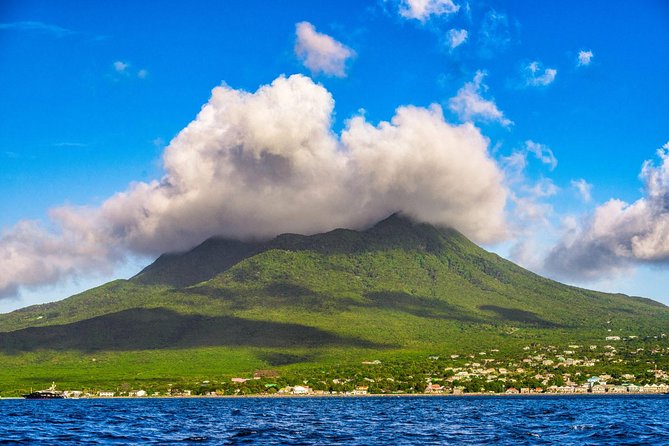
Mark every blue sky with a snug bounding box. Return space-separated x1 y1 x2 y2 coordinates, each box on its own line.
1 0 669 312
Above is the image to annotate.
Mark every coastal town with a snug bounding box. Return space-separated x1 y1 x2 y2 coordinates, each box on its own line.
11 334 669 398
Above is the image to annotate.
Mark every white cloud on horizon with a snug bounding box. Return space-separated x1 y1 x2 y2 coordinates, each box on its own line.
0 74 509 300
294 22 355 77
448 70 513 127
398 0 460 22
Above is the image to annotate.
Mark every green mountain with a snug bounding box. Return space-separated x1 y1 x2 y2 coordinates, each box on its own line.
1 214 667 393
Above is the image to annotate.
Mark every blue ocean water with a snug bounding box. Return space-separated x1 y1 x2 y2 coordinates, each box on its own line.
1 395 667 445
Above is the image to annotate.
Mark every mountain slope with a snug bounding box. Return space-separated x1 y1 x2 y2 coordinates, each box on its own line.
1 214 667 368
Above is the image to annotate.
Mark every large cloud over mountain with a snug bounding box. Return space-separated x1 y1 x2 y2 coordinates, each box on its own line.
0 74 508 298
545 144 669 280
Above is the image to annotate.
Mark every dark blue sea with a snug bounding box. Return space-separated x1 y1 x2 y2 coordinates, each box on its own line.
1 395 668 445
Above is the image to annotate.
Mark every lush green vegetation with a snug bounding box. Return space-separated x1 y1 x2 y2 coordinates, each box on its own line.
1 214 667 395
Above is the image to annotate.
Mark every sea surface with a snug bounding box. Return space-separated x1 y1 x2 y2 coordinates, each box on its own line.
1 395 668 445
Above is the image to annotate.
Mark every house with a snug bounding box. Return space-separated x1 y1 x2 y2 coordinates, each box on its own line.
556 386 575 394
231 378 248 383
353 386 369 395
98 391 115 397
128 390 147 397
505 387 519 394
591 384 607 394
626 384 640 393
642 384 663 394
586 376 601 388
424 384 444 393
292 386 311 395
610 386 628 394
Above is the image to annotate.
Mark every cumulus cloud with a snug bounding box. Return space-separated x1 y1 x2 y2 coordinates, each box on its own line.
577 50 594 67
522 61 557 87
398 0 460 22
447 28 468 49
448 70 513 127
294 22 354 77
525 140 557 170
545 143 669 280
571 178 592 202
0 74 509 299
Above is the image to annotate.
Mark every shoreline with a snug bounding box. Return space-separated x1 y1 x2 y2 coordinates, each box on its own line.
3 392 667 400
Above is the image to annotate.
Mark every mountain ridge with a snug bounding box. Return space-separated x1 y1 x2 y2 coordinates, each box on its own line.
1 213 667 380
131 213 454 288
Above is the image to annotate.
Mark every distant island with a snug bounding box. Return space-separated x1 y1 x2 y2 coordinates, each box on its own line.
1 214 668 397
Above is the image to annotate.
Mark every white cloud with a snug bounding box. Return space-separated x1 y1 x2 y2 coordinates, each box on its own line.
399 0 460 22
525 140 557 170
506 176 557 232
523 61 557 87
294 22 354 77
524 178 558 198
545 143 669 280
571 178 592 202
478 10 512 57
447 28 468 49
113 61 148 80
577 50 593 67
501 151 527 180
0 74 509 299
448 70 513 127
113 60 129 74
0 21 76 36
499 141 562 272
53 142 88 148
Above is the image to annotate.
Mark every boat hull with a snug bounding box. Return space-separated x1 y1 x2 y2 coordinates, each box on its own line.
22 392 64 399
